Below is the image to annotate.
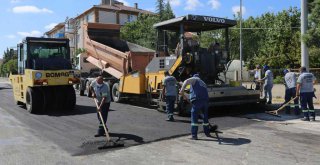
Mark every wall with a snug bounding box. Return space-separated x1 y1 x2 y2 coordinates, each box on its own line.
52 27 65 38
85 11 95 23
119 13 137 25
99 11 116 24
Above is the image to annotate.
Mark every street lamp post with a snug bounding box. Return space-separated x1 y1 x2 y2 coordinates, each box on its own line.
239 0 243 81
301 0 309 70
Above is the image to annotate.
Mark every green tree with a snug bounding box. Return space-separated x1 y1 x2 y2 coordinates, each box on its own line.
229 7 301 69
306 0 320 47
305 0 320 68
1 48 18 76
121 14 160 50
163 1 175 20
156 0 165 20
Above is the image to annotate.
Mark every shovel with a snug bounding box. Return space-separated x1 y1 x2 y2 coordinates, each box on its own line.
94 98 124 150
265 96 299 117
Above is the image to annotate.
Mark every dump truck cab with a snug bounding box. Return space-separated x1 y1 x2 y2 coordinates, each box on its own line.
150 15 262 115
10 37 80 114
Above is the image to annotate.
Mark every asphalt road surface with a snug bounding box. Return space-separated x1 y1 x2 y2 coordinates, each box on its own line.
0 82 258 156
2 79 320 165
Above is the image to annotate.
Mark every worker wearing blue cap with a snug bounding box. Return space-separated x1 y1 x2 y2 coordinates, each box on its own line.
296 67 317 121
283 69 300 115
179 73 210 140
259 65 274 104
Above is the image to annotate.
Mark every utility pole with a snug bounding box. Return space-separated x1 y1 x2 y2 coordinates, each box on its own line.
239 0 243 81
301 0 309 70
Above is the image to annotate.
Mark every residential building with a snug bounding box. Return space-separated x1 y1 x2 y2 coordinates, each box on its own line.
45 0 153 61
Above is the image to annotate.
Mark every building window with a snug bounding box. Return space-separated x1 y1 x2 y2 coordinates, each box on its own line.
128 15 137 22
86 15 89 22
159 59 165 68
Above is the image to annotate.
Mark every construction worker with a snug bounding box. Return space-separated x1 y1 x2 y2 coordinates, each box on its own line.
283 69 300 115
90 75 111 136
296 67 317 121
162 71 177 121
259 65 273 104
179 74 210 140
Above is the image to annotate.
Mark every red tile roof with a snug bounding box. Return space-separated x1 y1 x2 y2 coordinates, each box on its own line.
95 4 154 15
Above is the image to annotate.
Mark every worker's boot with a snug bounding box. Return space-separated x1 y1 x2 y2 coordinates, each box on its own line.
209 124 218 132
204 125 211 137
95 126 108 137
191 126 198 140
301 117 310 121
310 111 316 121
166 116 174 122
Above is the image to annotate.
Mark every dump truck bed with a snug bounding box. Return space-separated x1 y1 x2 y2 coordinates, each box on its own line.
83 23 154 79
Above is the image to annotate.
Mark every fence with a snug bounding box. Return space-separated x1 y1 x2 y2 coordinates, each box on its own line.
243 68 320 84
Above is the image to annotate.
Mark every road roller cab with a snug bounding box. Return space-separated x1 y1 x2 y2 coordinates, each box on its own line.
9 37 80 114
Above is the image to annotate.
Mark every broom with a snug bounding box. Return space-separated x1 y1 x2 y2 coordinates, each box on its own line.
265 96 299 117
94 98 124 150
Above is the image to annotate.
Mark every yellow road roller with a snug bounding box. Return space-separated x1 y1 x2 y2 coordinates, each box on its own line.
9 37 80 114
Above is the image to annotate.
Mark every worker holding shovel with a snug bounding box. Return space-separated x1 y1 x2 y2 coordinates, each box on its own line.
179 74 210 140
90 75 111 137
283 69 300 115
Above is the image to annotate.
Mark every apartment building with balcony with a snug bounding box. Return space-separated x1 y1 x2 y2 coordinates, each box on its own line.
45 0 154 60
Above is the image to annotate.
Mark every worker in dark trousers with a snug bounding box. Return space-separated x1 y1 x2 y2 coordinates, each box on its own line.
296 67 317 121
162 71 177 121
90 75 111 136
283 69 300 115
179 74 210 140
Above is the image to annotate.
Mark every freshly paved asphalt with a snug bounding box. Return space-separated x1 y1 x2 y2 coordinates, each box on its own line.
0 82 258 156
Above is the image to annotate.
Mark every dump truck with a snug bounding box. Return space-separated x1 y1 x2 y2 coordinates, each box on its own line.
78 23 155 99
9 37 80 114
78 15 262 116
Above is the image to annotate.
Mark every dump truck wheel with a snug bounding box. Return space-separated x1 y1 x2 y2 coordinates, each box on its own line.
16 101 24 105
66 86 76 110
80 89 85 96
112 83 122 103
43 87 54 112
85 81 92 97
26 88 43 114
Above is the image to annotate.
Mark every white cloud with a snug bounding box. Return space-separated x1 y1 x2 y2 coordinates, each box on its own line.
184 0 203 11
208 0 220 10
168 0 181 7
45 23 58 30
117 0 129 6
12 5 53 14
232 5 246 15
17 30 42 37
6 35 16 39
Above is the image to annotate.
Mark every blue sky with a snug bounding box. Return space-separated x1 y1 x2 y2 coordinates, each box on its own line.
0 0 300 58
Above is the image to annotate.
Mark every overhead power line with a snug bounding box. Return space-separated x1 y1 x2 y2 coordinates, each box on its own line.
231 27 301 30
